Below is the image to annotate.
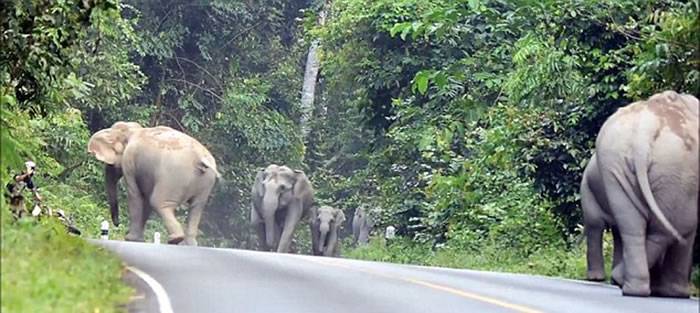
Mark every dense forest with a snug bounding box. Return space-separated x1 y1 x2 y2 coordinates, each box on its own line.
1 0 699 302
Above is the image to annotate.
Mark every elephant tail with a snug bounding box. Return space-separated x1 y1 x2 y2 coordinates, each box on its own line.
634 142 685 244
198 157 222 179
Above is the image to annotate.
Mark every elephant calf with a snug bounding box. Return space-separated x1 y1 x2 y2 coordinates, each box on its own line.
311 206 345 257
250 164 314 253
352 205 375 246
592 90 698 298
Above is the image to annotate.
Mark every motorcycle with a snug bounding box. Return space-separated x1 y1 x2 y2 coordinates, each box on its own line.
31 203 82 236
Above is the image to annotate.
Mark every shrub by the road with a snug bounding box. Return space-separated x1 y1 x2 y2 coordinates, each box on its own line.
0 206 132 313
346 235 700 297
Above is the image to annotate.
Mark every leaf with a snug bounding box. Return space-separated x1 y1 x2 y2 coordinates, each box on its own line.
432 72 448 89
389 22 409 38
468 0 481 11
413 71 431 94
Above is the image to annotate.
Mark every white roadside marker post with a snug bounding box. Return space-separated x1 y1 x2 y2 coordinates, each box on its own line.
100 220 109 240
153 232 161 244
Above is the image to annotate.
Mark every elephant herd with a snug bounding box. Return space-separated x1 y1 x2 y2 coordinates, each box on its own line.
86 125 375 254
248 163 371 256
87 90 697 298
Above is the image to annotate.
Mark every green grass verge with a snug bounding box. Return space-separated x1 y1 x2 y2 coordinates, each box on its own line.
344 237 587 278
1 208 132 313
344 236 700 297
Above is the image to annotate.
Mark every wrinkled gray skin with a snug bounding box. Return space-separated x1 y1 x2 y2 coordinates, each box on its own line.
595 91 698 298
352 206 374 246
311 206 345 256
581 153 622 281
88 122 219 246
251 164 314 253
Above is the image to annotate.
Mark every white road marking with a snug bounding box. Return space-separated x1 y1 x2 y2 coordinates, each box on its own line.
127 266 175 313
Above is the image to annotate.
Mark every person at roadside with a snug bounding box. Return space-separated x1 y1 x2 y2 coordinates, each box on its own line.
5 161 42 218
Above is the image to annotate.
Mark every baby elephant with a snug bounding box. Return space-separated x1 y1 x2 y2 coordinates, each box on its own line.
352 206 374 246
311 206 345 257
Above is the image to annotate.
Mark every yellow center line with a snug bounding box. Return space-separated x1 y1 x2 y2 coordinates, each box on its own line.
302 257 545 313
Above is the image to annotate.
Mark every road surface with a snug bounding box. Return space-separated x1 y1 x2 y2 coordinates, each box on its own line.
95 240 698 313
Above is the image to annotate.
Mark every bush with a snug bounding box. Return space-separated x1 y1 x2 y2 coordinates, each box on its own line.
1 204 132 313
344 232 619 282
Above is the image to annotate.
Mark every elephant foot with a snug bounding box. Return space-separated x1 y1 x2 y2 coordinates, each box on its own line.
610 277 622 288
586 270 605 282
622 282 651 297
184 237 198 246
611 265 624 288
650 283 690 298
168 235 185 245
125 232 145 242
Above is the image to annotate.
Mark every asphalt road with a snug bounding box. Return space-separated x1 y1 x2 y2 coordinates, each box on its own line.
95 240 699 313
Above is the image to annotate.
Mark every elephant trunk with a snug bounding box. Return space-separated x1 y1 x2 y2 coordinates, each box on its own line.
105 165 123 226
262 193 279 249
318 224 329 253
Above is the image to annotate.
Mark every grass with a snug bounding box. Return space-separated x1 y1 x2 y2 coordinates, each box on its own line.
344 235 700 297
345 237 587 279
1 207 132 313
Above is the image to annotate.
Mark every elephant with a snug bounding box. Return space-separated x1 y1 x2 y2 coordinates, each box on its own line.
594 90 698 298
87 121 220 246
352 205 374 246
310 205 345 256
250 164 314 253
581 153 622 282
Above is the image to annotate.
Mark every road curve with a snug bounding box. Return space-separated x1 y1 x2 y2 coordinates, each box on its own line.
94 240 698 313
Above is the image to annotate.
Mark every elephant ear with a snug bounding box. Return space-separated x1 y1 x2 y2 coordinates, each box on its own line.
87 129 125 165
291 169 307 193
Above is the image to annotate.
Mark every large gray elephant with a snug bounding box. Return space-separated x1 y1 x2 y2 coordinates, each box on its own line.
311 205 345 256
88 122 219 245
250 164 314 253
594 90 698 298
352 205 374 246
581 153 622 281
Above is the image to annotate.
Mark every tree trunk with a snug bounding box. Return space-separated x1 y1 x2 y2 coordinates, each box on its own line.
299 4 329 142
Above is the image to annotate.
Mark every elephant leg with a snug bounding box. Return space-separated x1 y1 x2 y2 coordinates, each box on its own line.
604 179 651 296
644 232 672 270
140 204 152 233
310 223 320 255
324 230 339 257
253 222 268 251
184 193 211 246
273 219 283 250
617 232 651 296
611 227 623 270
582 177 607 281
359 228 370 245
150 189 185 244
124 176 146 242
609 227 623 286
251 209 269 251
585 225 606 281
650 231 695 298
277 205 302 253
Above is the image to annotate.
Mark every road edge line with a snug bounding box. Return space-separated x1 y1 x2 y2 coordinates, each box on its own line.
126 266 175 313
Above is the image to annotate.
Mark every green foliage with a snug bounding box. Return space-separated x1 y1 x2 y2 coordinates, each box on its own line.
310 0 699 266
345 236 589 280
1 206 131 313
